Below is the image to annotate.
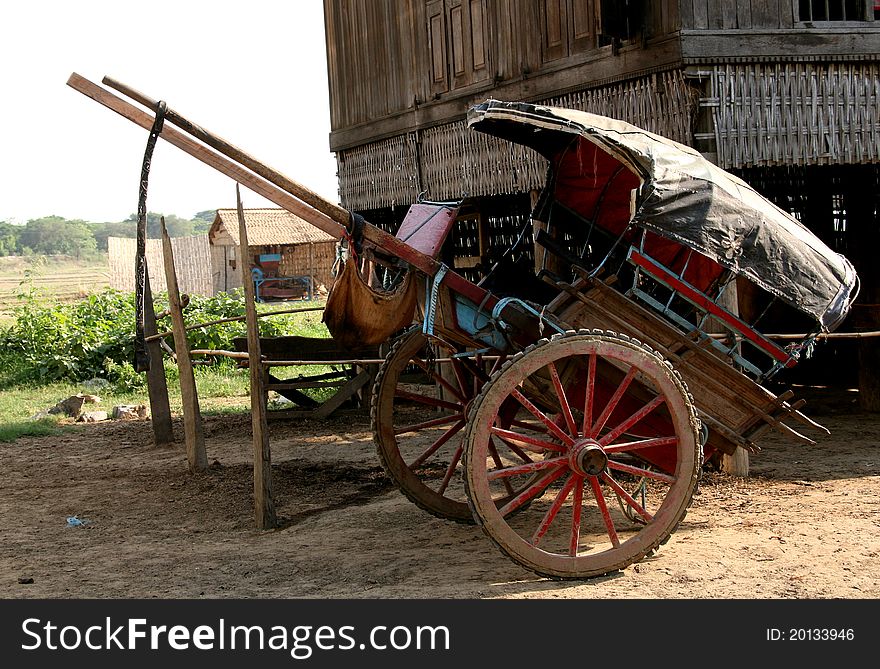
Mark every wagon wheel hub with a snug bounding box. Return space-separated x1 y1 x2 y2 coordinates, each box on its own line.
568 439 608 477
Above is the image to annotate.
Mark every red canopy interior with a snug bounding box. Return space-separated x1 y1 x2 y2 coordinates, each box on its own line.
551 137 724 292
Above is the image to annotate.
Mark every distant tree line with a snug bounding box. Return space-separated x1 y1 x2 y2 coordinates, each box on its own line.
0 211 216 258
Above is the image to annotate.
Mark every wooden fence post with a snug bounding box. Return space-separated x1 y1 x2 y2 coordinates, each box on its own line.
161 218 207 472
236 185 277 529
715 280 749 477
143 272 174 446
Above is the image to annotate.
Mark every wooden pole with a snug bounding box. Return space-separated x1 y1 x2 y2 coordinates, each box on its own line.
161 218 207 472
142 272 174 446
66 73 439 277
847 168 880 412
714 280 749 477
308 242 314 300
67 73 343 238
102 75 350 226
237 185 277 529
144 305 324 343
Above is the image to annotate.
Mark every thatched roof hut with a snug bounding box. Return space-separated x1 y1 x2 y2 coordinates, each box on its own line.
209 208 337 297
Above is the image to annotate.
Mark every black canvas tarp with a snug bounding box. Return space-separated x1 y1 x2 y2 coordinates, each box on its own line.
467 100 858 332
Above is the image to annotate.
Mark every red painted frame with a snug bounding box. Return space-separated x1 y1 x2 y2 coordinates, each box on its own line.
628 249 796 367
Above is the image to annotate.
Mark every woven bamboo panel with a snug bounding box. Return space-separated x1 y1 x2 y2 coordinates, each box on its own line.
278 241 337 290
547 69 697 145
108 235 214 297
335 133 421 211
712 63 880 169
337 69 699 209
419 121 546 202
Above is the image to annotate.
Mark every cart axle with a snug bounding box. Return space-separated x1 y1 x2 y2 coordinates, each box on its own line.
568 440 608 477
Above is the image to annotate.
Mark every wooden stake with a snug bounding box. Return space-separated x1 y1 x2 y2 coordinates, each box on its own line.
143 272 174 446
714 280 749 477
237 185 277 529
161 218 207 472
308 242 314 300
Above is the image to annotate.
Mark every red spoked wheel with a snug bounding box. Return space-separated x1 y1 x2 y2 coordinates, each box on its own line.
372 328 530 522
463 329 701 578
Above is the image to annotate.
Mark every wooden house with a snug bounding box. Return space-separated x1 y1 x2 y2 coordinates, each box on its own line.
208 208 337 299
322 0 880 408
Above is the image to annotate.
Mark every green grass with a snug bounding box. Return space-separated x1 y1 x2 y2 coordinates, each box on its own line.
0 418 61 443
0 360 342 443
0 296 339 442
0 364 249 443
0 376 146 443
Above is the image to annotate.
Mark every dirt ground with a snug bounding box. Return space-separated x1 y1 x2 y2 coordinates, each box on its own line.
1 386 878 599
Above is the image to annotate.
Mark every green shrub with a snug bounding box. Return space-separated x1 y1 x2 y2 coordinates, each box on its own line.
1 290 137 385
0 288 328 388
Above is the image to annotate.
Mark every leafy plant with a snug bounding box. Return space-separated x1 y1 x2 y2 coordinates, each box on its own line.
0 288 329 389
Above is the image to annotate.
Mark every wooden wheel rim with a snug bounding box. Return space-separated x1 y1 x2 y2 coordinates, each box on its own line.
373 329 509 522
464 331 700 578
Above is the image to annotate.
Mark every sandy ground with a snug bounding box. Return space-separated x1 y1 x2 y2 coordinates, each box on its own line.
1 386 878 599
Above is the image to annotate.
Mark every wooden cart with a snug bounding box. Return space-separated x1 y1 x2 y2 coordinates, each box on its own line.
364 102 857 579
70 78 858 579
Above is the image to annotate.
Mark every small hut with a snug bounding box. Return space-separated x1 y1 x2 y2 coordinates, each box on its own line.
209 208 337 299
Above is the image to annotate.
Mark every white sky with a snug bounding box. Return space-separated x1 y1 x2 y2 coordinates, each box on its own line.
0 1 338 224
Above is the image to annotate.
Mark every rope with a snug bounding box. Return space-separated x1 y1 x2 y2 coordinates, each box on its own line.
133 100 167 373
491 297 566 336
715 330 880 341
347 211 365 257
422 264 449 336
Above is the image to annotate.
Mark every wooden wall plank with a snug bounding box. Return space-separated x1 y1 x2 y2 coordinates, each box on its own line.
427 0 448 95
693 0 710 29
681 28 880 60
751 0 781 27
650 0 663 36
666 0 680 33
706 0 725 28
520 0 543 75
779 0 796 27
323 0 341 128
326 0 689 133
471 0 488 74
570 0 598 49
679 0 696 29
492 0 516 79
736 0 753 28
721 0 739 28
541 0 568 62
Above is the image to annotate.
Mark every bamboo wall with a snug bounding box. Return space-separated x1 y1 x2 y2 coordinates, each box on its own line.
548 69 698 145
337 69 699 210
711 62 880 168
278 242 337 291
336 134 421 214
108 235 214 297
211 241 338 296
